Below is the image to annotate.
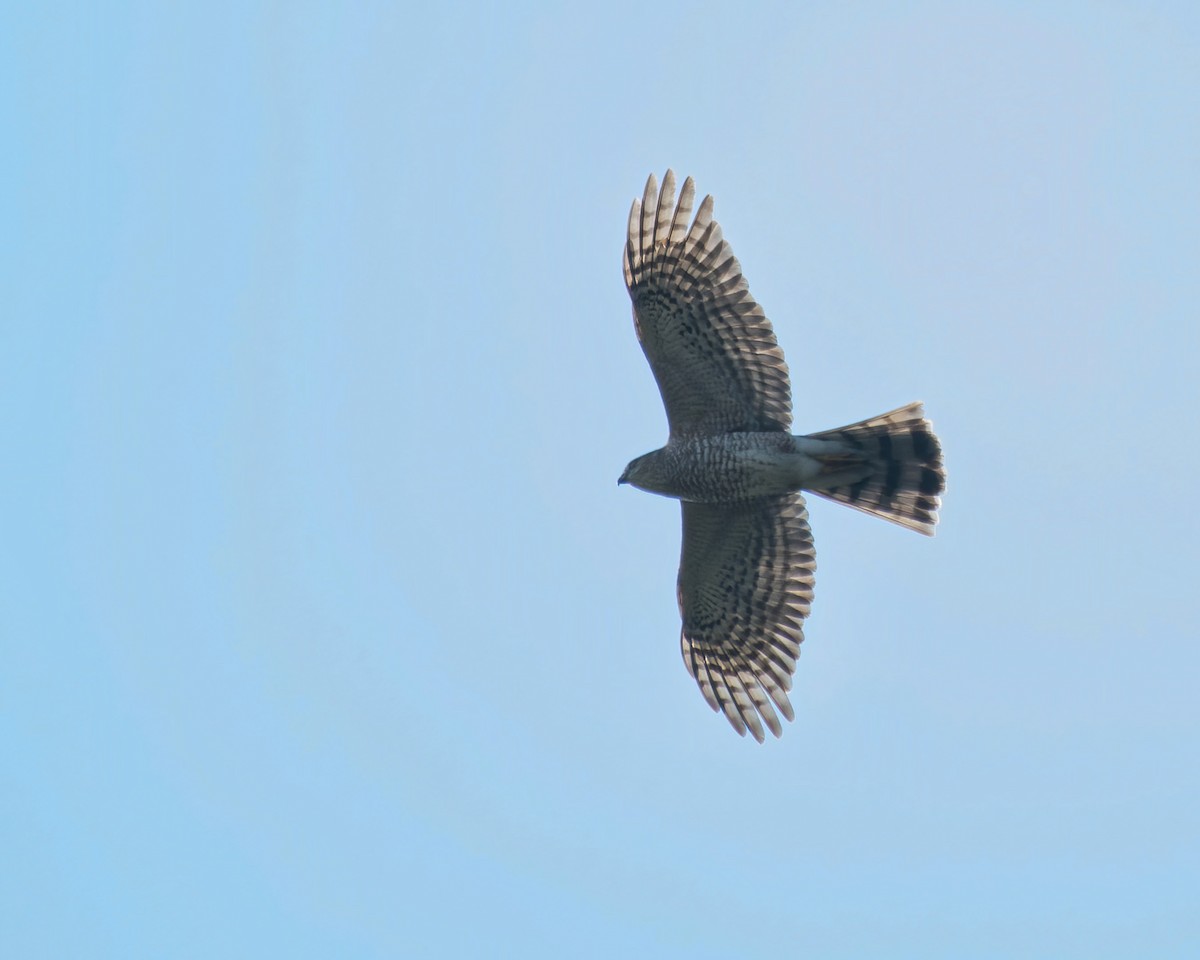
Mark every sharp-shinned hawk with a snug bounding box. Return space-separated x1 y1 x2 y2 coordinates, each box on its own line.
619 170 945 742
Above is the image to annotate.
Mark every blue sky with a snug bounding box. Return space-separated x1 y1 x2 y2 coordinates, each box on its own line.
4 2 1198 957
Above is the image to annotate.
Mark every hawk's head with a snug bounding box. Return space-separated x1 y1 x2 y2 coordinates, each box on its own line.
618 449 671 497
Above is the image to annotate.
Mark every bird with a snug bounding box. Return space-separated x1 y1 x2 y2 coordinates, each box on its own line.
619 170 945 742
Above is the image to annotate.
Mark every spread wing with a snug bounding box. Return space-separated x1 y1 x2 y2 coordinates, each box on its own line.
678 495 816 742
623 170 792 438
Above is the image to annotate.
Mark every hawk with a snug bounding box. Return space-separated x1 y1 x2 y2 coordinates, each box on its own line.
619 170 945 742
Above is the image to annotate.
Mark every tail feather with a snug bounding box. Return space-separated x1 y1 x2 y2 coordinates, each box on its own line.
806 401 945 535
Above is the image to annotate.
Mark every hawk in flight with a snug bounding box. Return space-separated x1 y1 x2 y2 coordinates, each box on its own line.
620 171 945 742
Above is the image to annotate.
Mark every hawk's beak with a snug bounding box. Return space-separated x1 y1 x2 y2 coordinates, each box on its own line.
617 473 629 486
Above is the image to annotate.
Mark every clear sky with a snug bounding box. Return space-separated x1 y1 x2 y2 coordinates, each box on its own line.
4 2 1198 957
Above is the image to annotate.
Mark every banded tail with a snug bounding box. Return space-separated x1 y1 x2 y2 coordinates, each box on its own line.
806 401 945 535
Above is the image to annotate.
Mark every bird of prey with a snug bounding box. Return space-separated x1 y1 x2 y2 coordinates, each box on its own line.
619 170 945 742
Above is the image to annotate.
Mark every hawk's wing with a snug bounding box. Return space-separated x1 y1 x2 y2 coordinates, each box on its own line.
623 171 792 438
678 495 816 742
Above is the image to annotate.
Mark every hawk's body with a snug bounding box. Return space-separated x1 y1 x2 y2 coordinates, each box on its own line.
620 171 945 742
